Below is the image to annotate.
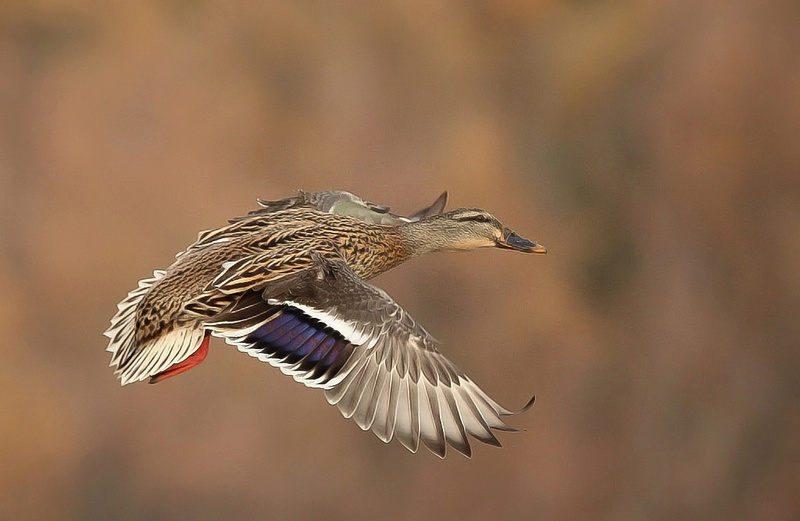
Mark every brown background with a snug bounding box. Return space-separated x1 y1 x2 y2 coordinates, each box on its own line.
1 1 798 520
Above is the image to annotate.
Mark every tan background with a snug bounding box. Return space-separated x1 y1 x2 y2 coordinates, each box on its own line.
1 1 798 520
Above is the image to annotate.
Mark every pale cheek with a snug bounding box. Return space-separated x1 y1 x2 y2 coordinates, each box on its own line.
456 237 496 250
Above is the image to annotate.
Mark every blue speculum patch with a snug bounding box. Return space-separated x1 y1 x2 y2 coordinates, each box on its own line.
246 307 353 379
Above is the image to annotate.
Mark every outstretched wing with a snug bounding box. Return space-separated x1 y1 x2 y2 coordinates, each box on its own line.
204 254 532 458
245 190 448 225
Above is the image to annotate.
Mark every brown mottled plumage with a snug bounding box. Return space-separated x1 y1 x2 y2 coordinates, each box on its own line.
105 191 546 458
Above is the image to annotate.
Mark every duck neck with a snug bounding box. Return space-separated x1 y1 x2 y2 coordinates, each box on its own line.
397 218 452 256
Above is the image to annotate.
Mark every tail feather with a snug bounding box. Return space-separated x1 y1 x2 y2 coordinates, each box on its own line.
105 271 205 385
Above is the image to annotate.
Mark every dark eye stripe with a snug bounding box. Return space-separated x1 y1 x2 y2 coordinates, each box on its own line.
457 213 491 223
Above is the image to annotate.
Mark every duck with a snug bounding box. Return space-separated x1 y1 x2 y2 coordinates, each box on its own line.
104 191 546 458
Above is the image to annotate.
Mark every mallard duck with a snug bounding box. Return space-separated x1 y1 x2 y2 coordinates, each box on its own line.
105 191 546 458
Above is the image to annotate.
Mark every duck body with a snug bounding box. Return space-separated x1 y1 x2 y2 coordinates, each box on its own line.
105 192 545 458
142 209 415 331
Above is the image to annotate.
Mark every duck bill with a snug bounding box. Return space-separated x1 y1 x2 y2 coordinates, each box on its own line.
496 229 547 253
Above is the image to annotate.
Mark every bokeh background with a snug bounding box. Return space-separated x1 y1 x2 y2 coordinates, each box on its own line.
1 1 798 520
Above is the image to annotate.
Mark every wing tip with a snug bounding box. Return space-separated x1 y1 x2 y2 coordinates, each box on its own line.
506 394 536 416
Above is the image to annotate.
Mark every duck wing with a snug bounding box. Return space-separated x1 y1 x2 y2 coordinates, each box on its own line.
248 190 448 225
407 191 448 221
204 254 532 458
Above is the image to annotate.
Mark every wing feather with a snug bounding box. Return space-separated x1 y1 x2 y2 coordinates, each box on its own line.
206 256 531 457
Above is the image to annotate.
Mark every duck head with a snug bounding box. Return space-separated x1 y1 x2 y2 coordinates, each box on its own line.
405 208 546 254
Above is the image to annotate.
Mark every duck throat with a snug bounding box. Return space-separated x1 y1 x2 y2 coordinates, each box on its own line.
397 218 457 255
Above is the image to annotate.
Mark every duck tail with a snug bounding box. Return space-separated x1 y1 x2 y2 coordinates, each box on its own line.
104 271 206 385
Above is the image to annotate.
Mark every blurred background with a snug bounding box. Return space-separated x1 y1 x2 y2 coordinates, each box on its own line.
1 1 798 520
